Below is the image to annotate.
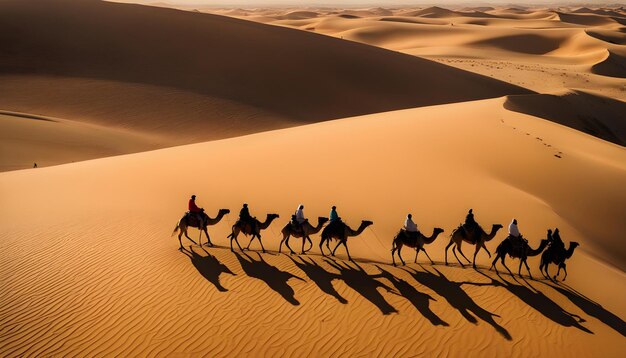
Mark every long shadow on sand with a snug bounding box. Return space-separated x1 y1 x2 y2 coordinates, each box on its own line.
538 280 625 336
467 271 592 334
288 255 347 304
324 258 398 315
181 246 235 292
235 252 304 305
404 266 512 340
376 265 449 326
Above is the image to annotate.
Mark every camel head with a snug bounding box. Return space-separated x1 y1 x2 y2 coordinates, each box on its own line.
317 217 329 224
434 228 445 235
219 209 231 215
362 220 374 227
570 242 580 249
267 213 280 220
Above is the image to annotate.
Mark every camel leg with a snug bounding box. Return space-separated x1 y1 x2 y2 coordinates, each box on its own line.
414 246 420 263
452 246 465 267
204 228 213 247
326 239 331 253
444 239 455 265
500 256 514 276
560 263 568 281
286 236 296 255
518 257 524 276
421 248 435 265
391 244 397 266
554 264 562 281
301 236 306 255
184 230 195 244
481 243 491 258
456 243 472 264
178 231 184 250
343 241 353 261
319 238 327 256
278 234 286 253
397 245 406 266
198 228 203 246
245 236 255 250
471 245 481 269
490 253 499 271
331 240 342 257
522 258 533 279
258 235 266 253
305 237 313 253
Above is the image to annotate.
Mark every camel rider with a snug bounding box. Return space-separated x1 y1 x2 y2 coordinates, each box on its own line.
508 219 527 247
464 208 480 242
329 206 339 223
188 195 204 225
239 203 255 232
404 214 419 239
293 204 307 233
327 205 340 231
552 228 565 251
546 229 554 245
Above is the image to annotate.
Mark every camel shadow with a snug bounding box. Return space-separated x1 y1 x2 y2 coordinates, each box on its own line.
376 265 449 326
288 255 347 304
234 251 304 305
181 246 235 292
404 266 512 340
539 281 625 336
468 271 592 334
324 258 397 315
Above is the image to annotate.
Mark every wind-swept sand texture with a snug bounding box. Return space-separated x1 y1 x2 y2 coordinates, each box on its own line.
2 98 626 356
2 1 626 356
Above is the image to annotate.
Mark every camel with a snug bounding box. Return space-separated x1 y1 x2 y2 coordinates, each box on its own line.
279 217 329 255
445 223 503 268
540 242 580 281
319 220 373 261
391 228 445 266
172 209 230 249
227 213 280 253
490 237 550 279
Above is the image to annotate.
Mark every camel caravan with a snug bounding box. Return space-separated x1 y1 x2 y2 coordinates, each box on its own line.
173 196 579 281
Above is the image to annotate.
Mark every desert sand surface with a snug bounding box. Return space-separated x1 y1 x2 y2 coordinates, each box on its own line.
1 0 626 356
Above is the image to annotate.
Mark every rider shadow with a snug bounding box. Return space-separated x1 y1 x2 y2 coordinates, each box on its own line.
234 251 304 306
404 266 512 340
539 281 625 336
324 258 398 315
181 246 235 292
376 265 449 326
469 271 592 334
288 255 347 304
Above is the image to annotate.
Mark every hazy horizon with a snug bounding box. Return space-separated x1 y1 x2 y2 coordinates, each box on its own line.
111 0 623 8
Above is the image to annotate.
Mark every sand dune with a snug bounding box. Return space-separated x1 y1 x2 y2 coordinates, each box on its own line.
2 98 625 356
1 0 536 170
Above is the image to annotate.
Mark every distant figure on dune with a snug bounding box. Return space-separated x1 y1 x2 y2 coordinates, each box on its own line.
33 162 37 168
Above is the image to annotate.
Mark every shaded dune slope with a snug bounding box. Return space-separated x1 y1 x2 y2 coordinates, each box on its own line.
504 91 626 146
0 0 530 137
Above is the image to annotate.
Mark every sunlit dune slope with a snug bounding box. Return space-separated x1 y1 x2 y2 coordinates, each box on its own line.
1 97 625 356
